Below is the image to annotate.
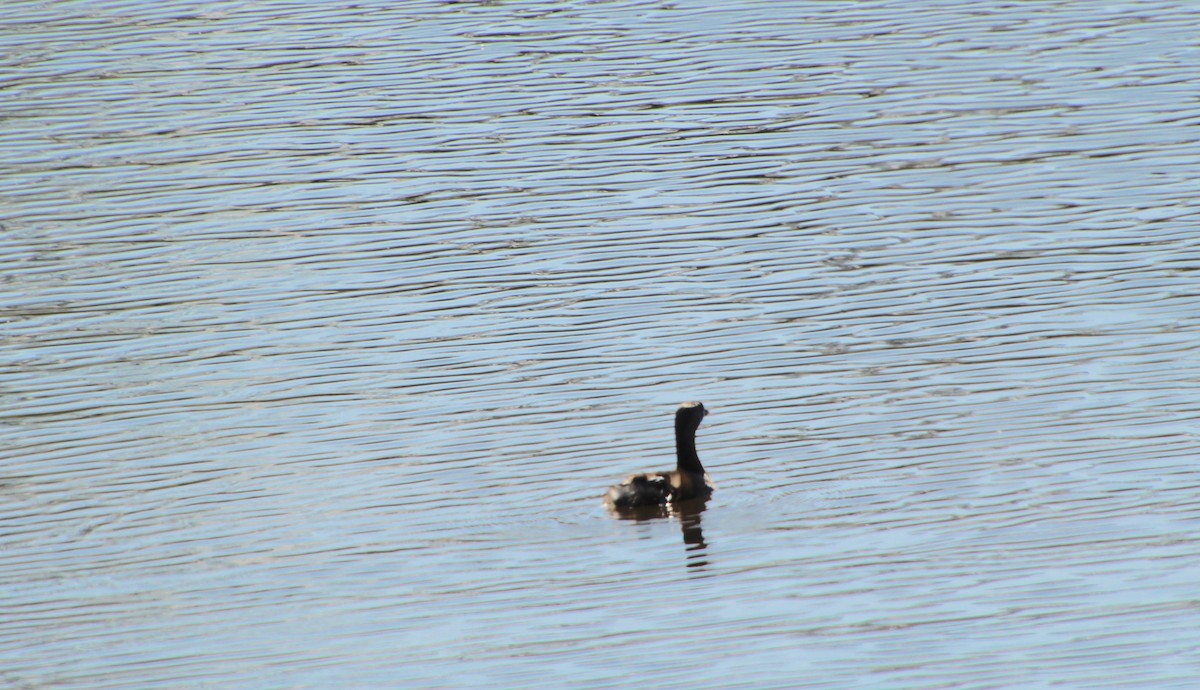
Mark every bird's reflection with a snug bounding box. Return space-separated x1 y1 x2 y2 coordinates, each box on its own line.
606 495 711 570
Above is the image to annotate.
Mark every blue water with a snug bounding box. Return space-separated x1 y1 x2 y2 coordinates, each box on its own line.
4 1 1200 687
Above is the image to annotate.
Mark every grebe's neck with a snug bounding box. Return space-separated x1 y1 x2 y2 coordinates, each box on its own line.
675 419 704 474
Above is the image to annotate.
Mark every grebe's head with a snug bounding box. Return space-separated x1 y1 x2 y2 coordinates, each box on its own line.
676 401 708 429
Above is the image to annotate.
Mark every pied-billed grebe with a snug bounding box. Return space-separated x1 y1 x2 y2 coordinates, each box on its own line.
604 401 713 508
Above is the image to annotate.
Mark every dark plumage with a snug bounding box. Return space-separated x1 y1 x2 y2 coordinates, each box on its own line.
604 402 713 509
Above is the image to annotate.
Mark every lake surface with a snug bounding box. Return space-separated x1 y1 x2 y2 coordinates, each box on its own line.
4 1 1200 687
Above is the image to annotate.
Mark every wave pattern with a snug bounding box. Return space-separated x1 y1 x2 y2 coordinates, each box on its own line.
3 1 1200 688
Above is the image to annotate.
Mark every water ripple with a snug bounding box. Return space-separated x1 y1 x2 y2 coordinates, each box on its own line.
4 1 1200 688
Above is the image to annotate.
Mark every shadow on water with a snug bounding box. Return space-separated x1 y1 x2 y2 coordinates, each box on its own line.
606 496 711 571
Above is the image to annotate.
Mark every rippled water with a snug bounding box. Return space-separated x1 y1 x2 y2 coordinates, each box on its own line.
5 1 1200 687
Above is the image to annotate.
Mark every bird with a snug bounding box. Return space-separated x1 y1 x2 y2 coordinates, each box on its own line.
604 402 713 509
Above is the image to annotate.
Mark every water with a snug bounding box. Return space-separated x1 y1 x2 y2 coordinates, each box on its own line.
4 1 1200 687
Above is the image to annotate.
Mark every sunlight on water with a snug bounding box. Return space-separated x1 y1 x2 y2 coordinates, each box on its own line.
3 1 1200 688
